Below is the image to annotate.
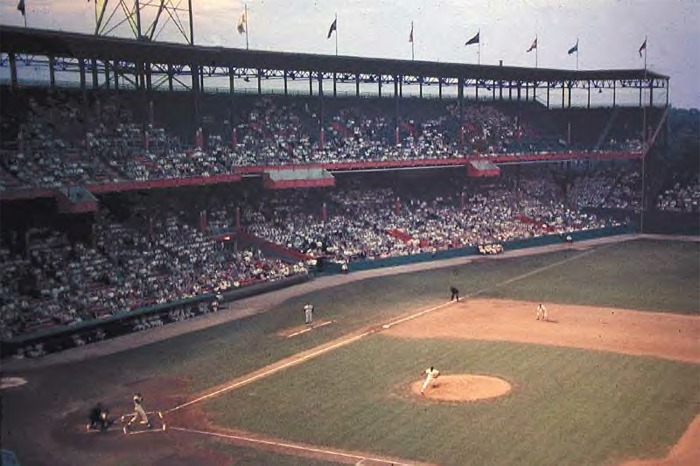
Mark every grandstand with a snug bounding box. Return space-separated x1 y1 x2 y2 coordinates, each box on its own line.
1 25 694 358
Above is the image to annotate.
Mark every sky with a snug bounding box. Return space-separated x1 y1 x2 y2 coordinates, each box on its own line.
1 0 698 108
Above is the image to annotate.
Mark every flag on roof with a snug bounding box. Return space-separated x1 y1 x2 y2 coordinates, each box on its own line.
465 32 480 46
639 38 647 57
17 0 25 16
567 40 578 55
527 37 537 53
409 23 413 43
237 10 246 34
327 18 337 39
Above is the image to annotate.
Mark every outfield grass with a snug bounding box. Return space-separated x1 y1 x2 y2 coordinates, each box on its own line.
35 238 697 398
205 336 700 466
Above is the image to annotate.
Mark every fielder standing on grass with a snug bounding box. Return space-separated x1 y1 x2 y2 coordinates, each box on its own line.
303 303 314 325
450 286 460 301
421 366 441 395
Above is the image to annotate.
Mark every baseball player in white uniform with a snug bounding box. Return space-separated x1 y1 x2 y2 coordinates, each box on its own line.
124 393 151 432
421 366 440 395
303 303 314 325
536 303 548 321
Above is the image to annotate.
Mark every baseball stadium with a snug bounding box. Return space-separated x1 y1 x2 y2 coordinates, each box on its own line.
1 2 699 465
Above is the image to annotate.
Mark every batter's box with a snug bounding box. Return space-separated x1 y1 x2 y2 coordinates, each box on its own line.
119 410 168 435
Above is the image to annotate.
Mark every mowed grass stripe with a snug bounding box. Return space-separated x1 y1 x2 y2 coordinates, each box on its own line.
484 239 699 313
204 337 699 466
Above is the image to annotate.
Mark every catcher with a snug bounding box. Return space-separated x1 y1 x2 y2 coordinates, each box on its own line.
421 366 441 395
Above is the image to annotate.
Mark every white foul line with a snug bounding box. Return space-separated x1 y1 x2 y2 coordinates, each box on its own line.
169 426 415 466
167 247 600 413
167 332 367 413
287 320 334 338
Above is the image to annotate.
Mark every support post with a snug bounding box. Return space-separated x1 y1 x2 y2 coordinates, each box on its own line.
168 64 173 92
355 73 360 97
91 58 98 89
9 53 17 89
229 67 234 94
283 70 288 96
49 56 56 89
79 59 86 91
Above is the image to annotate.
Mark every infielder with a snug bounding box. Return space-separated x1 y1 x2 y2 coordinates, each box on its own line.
450 286 460 302
303 303 314 325
536 303 548 321
124 393 151 432
421 366 440 395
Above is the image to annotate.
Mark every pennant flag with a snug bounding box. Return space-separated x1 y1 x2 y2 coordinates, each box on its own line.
409 23 413 43
17 0 25 16
639 38 647 57
327 18 337 39
237 10 246 34
527 37 537 53
567 40 578 55
465 32 480 46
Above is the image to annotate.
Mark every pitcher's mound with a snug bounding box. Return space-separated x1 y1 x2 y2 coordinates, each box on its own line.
410 374 512 402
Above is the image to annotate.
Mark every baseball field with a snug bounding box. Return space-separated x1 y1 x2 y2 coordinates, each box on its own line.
1 236 699 465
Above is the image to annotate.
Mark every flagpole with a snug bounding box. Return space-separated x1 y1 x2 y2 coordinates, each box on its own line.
411 21 414 61
576 38 579 70
245 3 249 50
335 13 338 56
478 29 481 65
644 35 647 71
535 36 538 68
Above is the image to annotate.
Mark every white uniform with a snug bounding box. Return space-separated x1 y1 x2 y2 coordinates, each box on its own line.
126 394 151 431
536 304 548 321
421 367 440 394
304 304 314 325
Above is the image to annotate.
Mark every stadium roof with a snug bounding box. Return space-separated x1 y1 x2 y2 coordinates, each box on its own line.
0 26 668 83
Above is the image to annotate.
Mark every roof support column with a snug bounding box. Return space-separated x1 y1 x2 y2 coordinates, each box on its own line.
587 80 591 109
612 80 616 108
567 82 572 108
190 64 198 93
492 81 496 101
517 81 521 101
309 72 313 96
499 80 503 101
457 78 464 120
509 81 512 101
546 81 550 109
258 70 263 95
283 70 288 96
378 76 382 97
113 60 119 90
145 63 152 92
229 67 235 94
438 78 442 100
333 72 337 97
355 73 360 97
8 53 17 89
639 80 643 107
49 56 56 89
104 60 111 90
91 59 99 89
79 59 86 91
475 78 479 101
167 64 173 92
649 80 653 107
419 78 423 98
561 84 565 109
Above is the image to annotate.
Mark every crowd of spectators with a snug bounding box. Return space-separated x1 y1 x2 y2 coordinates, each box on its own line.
0 88 649 192
243 171 619 265
0 210 308 342
656 175 700 213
